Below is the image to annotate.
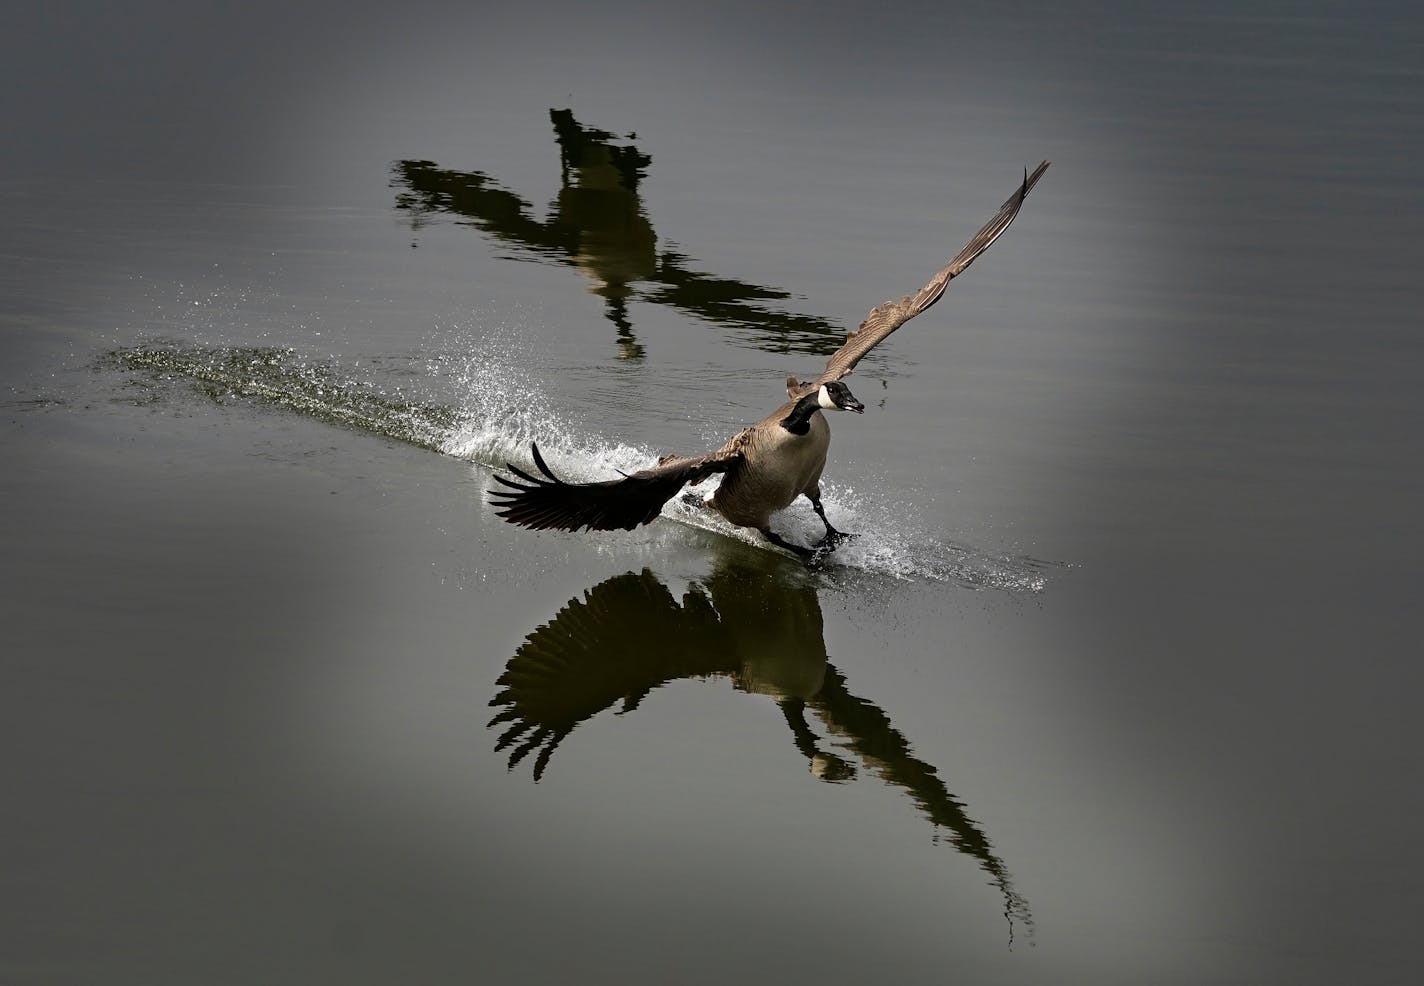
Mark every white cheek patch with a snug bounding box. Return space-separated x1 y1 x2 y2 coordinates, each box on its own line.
817 384 836 409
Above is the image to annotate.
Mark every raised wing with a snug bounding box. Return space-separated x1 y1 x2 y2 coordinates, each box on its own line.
793 161 1050 397
489 440 743 532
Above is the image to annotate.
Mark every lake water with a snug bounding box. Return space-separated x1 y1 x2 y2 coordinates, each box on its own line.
3 2 1422 983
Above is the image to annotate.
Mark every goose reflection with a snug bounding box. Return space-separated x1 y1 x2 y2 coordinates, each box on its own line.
392 109 842 359
488 561 1033 939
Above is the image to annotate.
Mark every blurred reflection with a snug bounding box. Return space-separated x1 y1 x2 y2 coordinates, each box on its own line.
488 561 1033 938
392 109 843 359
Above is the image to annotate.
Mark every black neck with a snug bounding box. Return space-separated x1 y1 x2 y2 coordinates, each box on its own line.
779 393 822 435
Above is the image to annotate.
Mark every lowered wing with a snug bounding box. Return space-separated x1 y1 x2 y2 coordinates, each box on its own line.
490 440 743 533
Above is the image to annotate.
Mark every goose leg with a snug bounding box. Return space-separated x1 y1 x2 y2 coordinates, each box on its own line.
806 490 852 541
777 698 857 781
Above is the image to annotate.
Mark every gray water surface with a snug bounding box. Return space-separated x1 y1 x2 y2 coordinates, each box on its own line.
4 2 1422 984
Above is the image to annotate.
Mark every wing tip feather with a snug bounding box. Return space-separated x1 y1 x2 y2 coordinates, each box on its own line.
814 160 1049 386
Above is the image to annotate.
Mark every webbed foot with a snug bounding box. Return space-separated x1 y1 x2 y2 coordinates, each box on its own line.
809 529 855 564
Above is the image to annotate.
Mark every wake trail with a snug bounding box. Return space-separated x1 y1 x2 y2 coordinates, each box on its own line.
107 339 1056 591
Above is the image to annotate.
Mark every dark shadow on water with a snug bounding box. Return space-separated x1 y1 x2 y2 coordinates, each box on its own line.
488 556 1034 944
392 109 846 359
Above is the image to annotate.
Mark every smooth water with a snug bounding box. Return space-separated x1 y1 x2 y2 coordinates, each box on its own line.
4 2 1422 984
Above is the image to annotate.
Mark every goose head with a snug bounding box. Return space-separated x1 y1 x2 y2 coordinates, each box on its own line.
816 381 865 414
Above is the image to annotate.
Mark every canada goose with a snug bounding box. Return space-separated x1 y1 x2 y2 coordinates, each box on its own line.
491 161 1050 558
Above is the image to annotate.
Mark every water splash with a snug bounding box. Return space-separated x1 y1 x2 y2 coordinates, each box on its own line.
106 338 1057 591
437 337 655 480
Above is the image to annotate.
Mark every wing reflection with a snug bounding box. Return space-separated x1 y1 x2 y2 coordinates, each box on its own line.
488 562 1032 939
392 109 844 359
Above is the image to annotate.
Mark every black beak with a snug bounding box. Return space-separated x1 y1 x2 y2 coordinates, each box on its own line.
843 396 865 414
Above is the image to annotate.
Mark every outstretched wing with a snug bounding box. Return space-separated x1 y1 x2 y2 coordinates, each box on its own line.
489 440 744 532
791 161 1050 397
